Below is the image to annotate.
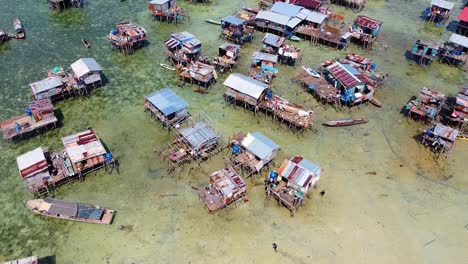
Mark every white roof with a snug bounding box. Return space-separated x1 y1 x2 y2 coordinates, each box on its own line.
29 76 63 95
430 0 454 10
148 0 170 4
223 73 269 99
287 17 303 28
17 148 46 172
449 33 468 48
256 11 291 26
70 58 102 78
305 11 328 24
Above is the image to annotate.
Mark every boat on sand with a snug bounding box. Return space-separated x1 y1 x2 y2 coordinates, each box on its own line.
323 118 368 127
26 197 115 225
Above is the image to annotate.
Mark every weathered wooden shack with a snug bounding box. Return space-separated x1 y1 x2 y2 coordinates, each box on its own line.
419 123 458 159
262 33 286 54
265 156 322 216
178 62 217 90
230 131 280 175
458 7 468 36
439 33 468 69
349 15 382 50
70 58 103 88
165 31 202 64
16 130 115 196
145 88 189 128
200 43 240 73
249 51 279 84
108 21 147 54
1 99 58 141
224 73 315 132
404 87 445 122
158 114 223 171
30 76 66 101
148 0 188 23
423 0 454 24
220 16 254 45
409 39 442 65
198 167 247 213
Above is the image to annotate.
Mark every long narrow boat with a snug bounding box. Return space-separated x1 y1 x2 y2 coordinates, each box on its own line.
26 198 115 225
369 97 384 107
323 118 368 127
13 19 25 39
160 63 175 71
205 19 221 25
242 6 259 14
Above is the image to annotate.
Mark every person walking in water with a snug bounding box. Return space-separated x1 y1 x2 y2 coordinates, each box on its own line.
272 243 278 253
320 190 326 197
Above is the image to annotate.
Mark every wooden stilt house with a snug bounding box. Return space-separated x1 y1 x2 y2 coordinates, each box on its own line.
198 167 247 213
439 33 468 69
144 88 189 128
404 87 445 122
164 31 202 65
148 0 188 24
220 16 255 45
108 21 147 54
249 51 278 84
409 39 442 65
265 156 323 216
349 15 382 50
423 0 454 24
419 123 458 159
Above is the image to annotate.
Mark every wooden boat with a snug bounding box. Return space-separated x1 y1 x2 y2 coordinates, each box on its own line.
369 97 384 107
242 6 259 14
289 35 300 42
330 13 345 19
302 66 320 78
457 134 468 141
205 19 221 25
193 88 208 94
160 63 175 71
323 118 368 127
82 39 91 48
26 198 115 225
13 19 25 39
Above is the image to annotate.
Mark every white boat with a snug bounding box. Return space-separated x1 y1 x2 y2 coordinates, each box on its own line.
160 63 175 71
302 66 320 78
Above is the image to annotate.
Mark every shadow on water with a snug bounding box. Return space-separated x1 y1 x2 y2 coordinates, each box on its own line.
445 20 459 33
39 255 56 264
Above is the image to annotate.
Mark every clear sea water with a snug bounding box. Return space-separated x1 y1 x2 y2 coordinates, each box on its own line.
0 0 467 263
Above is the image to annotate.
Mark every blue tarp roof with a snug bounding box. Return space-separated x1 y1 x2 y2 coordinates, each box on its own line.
271 2 303 17
222 16 246 26
145 88 189 116
242 132 280 160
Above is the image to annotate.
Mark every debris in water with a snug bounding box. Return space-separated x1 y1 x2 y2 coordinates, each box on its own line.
424 239 436 247
160 193 178 197
366 171 377 175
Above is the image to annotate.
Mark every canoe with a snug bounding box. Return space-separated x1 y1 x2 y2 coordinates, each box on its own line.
323 118 368 127
289 35 300 42
369 97 384 107
26 198 115 225
160 63 175 71
193 88 209 94
205 19 221 25
13 19 25 39
82 39 91 48
301 66 320 78
242 6 259 14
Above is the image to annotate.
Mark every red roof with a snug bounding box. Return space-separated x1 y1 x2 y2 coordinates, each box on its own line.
354 15 382 30
292 0 322 9
327 63 366 89
459 7 468 22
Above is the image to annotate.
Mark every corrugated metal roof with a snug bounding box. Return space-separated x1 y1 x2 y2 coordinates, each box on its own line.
145 88 189 116
241 132 280 160
223 73 269 99
148 0 169 4
30 76 63 95
262 33 285 48
278 155 321 188
305 11 327 24
431 0 454 10
252 51 278 62
170 31 196 43
221 16 246 26
327 62 365 89
354 15 382 31
449 33 468 48
459 7 468 22
62 130 106 164
287 17 303 28
433 123 459 141
70 58 102 78
271 2 303 17
219 43 240 52
17 147 48 178
179 122 217 148
256 11 291 26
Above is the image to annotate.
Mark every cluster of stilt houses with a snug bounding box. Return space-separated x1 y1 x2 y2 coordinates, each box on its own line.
6 0 468 261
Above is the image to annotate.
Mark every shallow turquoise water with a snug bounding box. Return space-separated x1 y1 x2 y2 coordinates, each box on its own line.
0 0 467 263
